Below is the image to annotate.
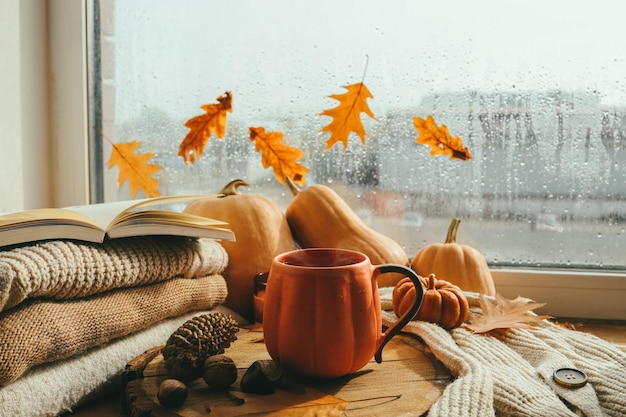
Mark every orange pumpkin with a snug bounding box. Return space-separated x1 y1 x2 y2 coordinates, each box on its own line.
392 274 469 329
410 218 496 296
184 179 298 322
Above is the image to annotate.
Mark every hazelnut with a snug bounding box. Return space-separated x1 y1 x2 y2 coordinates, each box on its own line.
203 355 238 389
157 378 188 408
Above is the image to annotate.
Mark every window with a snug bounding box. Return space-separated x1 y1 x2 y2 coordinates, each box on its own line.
67 0 626 318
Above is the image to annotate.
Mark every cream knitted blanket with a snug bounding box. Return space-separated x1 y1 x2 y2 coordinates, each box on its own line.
381 291 626 417
0 236 228 311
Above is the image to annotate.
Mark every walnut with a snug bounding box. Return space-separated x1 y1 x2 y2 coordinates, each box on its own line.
202 354 238 389
157 378 188 408
161 312 239 382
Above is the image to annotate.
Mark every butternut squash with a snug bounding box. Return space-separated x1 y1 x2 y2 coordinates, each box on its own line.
284 179 409 287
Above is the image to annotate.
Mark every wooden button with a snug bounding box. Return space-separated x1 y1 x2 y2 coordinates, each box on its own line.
553 367 588 388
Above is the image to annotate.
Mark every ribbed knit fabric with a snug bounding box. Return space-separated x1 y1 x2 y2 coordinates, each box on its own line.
0 274 227 386
495 326 606 416
412 322 495 417
380 291 626 417
0 236 228 311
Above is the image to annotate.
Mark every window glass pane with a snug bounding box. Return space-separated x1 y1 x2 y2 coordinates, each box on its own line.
95 0 626 270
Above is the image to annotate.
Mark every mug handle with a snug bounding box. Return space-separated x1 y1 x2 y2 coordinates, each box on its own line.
373 264 425 363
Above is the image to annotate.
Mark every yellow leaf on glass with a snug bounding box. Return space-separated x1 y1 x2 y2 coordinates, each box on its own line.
178 91 233 165
413 115 472 161
320 82 376 149
249 126 308 185
108 140 161 198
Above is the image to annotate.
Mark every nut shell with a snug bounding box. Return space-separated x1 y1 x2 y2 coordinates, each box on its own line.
157 378 188 408
203 355 238 389
240 360 284 395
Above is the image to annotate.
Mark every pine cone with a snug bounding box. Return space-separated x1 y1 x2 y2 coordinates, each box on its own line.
162 312 239 381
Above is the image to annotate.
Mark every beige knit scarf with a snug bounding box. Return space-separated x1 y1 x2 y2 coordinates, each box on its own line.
381 292 626 417
0 274 228 386
0 236 228 311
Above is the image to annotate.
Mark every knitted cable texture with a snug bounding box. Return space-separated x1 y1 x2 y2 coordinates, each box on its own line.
0 236 228 311
0 274 227 386
381 292 626 417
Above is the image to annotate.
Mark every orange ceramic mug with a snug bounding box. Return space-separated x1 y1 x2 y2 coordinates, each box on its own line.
263 248 425 379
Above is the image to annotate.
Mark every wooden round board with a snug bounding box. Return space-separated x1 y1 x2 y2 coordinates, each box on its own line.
122 326 449 416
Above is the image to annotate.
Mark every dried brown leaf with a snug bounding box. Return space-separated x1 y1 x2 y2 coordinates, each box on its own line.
466 293 551 334
263 394 346 416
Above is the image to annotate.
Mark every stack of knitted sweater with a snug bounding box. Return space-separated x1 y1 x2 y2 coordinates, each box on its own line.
0 236 241 417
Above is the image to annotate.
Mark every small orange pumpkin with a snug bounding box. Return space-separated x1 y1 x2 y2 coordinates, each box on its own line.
392 273 469 329
410 218 496 296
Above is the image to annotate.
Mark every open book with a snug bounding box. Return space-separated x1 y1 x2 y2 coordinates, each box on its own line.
0 195 235 248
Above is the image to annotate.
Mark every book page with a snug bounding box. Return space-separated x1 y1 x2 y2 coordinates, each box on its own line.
0 223 107 247
64 199 150 230
106 220 234 241
107 195 226 228
116 210 228 227
66 195 225 230
0 195 232 248
0 208 102 229
0 209 105 247
105 197 235 241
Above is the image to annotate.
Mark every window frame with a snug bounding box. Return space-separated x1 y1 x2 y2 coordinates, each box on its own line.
49 0 91 208
45 0 626 321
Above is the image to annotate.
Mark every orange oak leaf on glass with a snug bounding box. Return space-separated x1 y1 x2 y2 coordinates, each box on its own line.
178 91 233 166
248 126 308 185
413 114 472 160
108 140 162 198
320 82 376 150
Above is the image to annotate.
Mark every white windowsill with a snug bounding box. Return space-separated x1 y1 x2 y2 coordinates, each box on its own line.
492 268 626 320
